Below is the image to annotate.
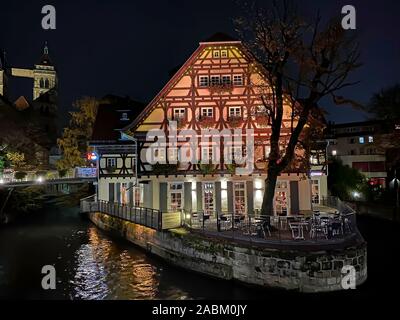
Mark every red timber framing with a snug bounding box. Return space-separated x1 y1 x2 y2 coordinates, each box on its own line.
123 36 305 176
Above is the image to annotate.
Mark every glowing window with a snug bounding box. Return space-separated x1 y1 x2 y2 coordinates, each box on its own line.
213 50 220 58
221 50 228 58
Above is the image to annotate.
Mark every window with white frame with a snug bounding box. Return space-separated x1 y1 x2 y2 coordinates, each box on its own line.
221 50 228 58
169 182 184 211
233 182 246 214
233 75 243 85
173 108 185 120
221 75 231 85
210 75 220 86
275 180 289 216
106 158 116 168
203 182 215 214
213 50 220 58
199 76 209 87
134 184 144 207
229 106 241 117
201 107 213 118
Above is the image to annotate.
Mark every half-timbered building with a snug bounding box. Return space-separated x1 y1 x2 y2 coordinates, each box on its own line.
92 33 328 216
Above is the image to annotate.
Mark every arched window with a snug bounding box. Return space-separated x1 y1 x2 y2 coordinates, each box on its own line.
44 79 50 89
39 78 44 88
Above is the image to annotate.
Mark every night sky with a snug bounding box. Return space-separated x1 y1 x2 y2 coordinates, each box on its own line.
1 0 399 125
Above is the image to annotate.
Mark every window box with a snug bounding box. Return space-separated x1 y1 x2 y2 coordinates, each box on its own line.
198 116 215 128
198 163 217 174
152 163 178 175
208 83 234 94
106 166 116 174
227 115 243 128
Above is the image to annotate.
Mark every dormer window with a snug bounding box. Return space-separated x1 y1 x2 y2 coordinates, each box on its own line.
213 50 220 58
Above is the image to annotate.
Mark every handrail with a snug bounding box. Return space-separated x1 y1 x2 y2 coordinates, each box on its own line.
80 198 163 231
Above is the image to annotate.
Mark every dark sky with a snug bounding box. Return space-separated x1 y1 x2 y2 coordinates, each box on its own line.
1 0 399 124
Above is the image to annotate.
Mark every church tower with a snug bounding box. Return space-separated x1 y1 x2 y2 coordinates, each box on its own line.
33 42 57 101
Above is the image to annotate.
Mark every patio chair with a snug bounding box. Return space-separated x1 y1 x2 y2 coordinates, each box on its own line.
261 219 272 238
289 222 304 240
310 219 328 240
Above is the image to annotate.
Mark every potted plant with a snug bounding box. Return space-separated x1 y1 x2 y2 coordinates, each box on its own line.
227 115 243 128
198 163 216 174
152 163 178 175
106 166 116 174
198 116 215 129
209 83 234 94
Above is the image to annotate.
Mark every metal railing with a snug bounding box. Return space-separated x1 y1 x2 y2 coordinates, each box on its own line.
80 195 162 230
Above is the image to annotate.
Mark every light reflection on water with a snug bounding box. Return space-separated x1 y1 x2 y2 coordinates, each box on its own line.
71 227 168 300
0 207 269 300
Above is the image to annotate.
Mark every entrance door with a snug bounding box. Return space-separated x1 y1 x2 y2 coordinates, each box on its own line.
311 179 320 204
233 182 246 214
168 182 184 211
203 182 215 215
274 180 290 216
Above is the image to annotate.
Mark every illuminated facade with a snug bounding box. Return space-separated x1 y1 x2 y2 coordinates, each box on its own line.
94 33 328 215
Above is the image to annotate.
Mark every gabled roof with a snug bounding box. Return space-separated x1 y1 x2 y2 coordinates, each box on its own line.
123 35 246 132
14 96 30 111
91 98 146 144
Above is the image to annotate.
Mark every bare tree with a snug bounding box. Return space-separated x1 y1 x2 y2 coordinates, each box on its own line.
236 0 361 215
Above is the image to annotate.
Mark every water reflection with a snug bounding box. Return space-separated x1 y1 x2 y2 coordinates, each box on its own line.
71 227 161 300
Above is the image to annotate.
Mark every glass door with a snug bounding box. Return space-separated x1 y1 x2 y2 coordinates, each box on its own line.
311 179 320 204
274 180 290 216
203 182 215 215
169 182 184 211
233 182 246 214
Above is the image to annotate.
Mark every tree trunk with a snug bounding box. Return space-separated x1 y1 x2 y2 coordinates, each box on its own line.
261 165 279 216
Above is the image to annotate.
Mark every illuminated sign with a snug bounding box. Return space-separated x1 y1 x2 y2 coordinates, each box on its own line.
87 152 98 161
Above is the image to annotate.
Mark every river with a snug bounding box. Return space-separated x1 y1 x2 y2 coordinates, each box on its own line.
0 205 279 300
0 205 399 300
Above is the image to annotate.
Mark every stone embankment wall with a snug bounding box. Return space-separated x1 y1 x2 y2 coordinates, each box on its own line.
89 212 367 292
